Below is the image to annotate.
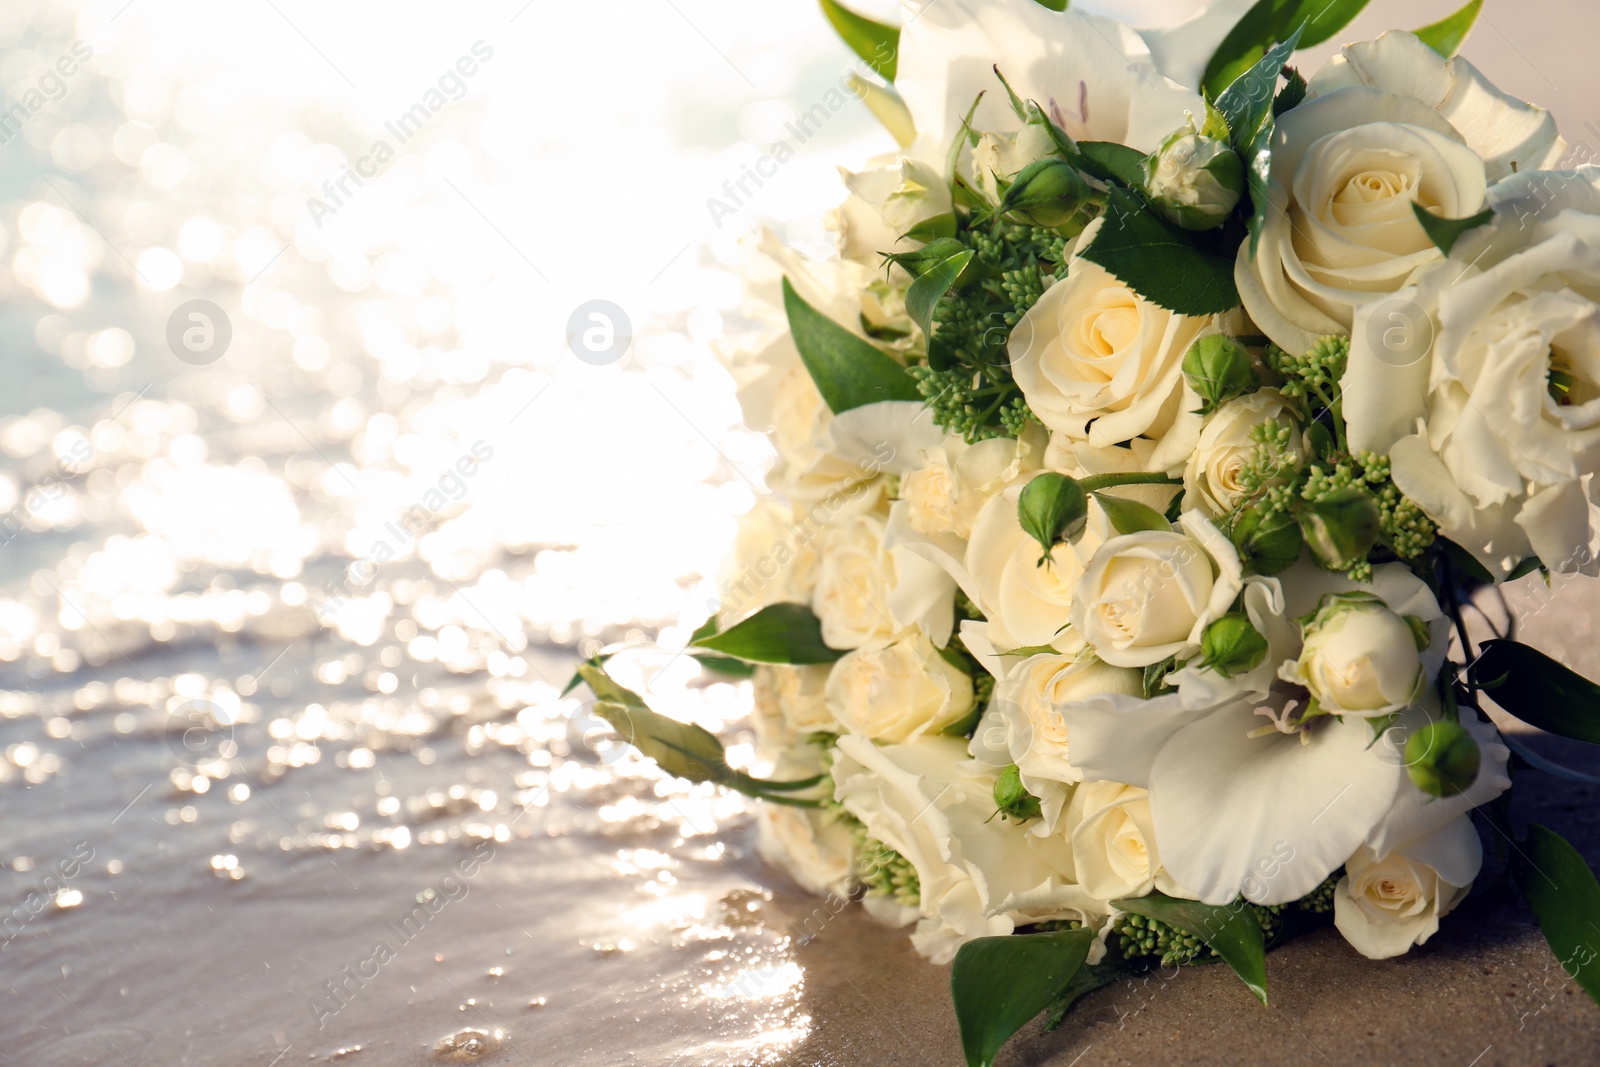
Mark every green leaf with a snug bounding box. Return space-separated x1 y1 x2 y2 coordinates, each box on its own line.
1079 186 1241 316
576 663 824 802
783 276 921 414
951 927 1096 1067
1093 490 1171 535
1112 892 1269 1004
818 0 898 81
1075 140 1147 188
1412 203 1495 254
1215 30 1303 253
1515 824 1600 1008
906 248 975 338
1415 0 1484 57
693 602 845 665
1471 640 1600 744
688 650 758 677
1203 0 1368 98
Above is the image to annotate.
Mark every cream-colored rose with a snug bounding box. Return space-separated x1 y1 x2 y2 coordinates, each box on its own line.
771 663 836 734
755 737 853 897
1334 816 1479 960
835 157 953 267
1011 216 1214 447
963 483 1114 651
1346 166 1600 579
812 514 897 649
1070 511 1243 668
717 500 820 626
826 631 975 743
979 649 1143 833
901 433 1043 540
1287 593 1425 717
1065 780 1184 901
1235 85 1488 356
1309 31 1564 183
1183 389 1297 517
831 734 1103 964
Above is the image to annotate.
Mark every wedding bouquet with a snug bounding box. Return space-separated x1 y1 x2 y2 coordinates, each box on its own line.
575 0 1600 1060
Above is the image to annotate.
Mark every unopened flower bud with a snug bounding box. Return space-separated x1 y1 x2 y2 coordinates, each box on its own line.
1184 335 1260 416
1199 613 1269 678
994 764 1042 822
1230 504 1302 575
1406 720 1482 798
1017 471 1088 565
1000 158 1095 229
1143 127 1245 231
1291 592 1425 716
1299 489 1381 572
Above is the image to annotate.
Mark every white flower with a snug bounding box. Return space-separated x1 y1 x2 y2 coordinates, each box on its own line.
960 482 1114 651
1288 592 1426 717
812 513 897 649
770 664 835 734
1309 30 1564 183
971 123 1059 201
831 734 1104 963
895 0 1201 165
900 432 1043 541
717 500 820 626
835 157 953 267
1069 511 1243 669
825 631 975 743
1333 816 1480 960
1143 127 1244 231
1011 217 1214 451
1183 389 1297 517
1061 686 1410 905
1235 80 1488 356
757 803 855 898
1345 166 1600 579
1065 780 1186 901
972 647 1143 832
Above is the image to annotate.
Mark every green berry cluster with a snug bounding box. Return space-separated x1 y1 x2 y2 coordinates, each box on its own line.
1113 872 1344 967
907 219 1069 441
1267 335 1349 408
851 823 921 907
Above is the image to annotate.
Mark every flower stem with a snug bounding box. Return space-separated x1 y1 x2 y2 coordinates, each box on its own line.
1079 472 1183 492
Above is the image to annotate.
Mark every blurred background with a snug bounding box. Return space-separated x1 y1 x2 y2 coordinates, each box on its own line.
1 1 1597 1064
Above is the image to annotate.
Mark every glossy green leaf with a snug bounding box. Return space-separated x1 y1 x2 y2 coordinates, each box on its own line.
783 277 921 414
818 0 898 81
1515 824 1600 1007
1093 491 1172 536
1079 186 1240 315
576 663 824 802
1412 203 1495 254
1075 140 1147 188
693 602 845 665
1043 956 1153 1030
1215 30 1303 252
952 927 1096 1067
1415 0 1484 57
1472 640 1600 744
1204 0 1368 98
906 248 975 338
1112 892 1269 1004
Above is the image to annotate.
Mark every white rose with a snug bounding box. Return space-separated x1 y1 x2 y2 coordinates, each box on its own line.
1011 216 1214 449
1070 511 1243 668
717 500 820 626
1183 389 1297 517
756 803 855 898
1309 30 1564 183
963 483 1114 651
1143 128 1244 231
1235 84 1488 357
1065 780 1186 902
831 734 1103 964
1287 592 1426 717
771 663 836 734
812 514 897 649
835 157 953 267
825 631 975 743
1346 166 1600 579
976 649 1143 833
901 432 1043 540
1334 816 1480 960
